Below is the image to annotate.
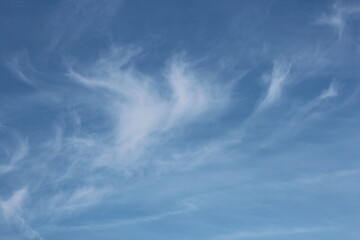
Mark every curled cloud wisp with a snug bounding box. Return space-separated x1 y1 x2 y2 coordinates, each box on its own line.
67 48 229 171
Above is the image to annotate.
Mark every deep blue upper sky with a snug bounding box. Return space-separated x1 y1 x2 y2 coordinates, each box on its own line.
1 0 360 240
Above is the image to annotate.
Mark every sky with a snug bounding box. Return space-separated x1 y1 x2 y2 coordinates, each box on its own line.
1 0 360 239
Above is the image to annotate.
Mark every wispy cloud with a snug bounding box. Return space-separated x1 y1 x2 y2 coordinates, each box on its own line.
1 188 27 219
1 1 360 238
0 129 29 174
317 3 360 39
67 47 229 171
254 168 360 192
320 80 338 99
53 198 198 232
6 51 40 88
257 61 291 111
47 0 122 50
47 186 111 217
246 79 342 149
0 189 43 240
212 226 324 240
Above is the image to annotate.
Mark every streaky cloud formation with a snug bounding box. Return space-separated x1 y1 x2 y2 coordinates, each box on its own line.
1 0 360 239
0 188 43 240
212 227 324 240
0 129 29 174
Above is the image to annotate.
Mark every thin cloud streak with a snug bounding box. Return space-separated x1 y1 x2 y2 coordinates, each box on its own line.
212 227 324 240
0 189 43 240
50 199 198 232
0 129 29 174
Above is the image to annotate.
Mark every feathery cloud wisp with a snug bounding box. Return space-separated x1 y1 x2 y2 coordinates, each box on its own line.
0 188 43 240
67 48 228 170
320 81 338 99
257 61 291 111
317 4 360 39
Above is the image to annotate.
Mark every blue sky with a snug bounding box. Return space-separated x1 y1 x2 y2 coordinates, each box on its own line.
1 0 360 239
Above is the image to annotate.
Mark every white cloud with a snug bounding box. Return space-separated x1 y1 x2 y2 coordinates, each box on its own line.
317 4 346 39
47 0 121 50
51 198 198 231
6 52 39 88
320 81 338 99
166 58 218 126
48 186 111 216
257 61 291 110
0 188 43 240
67 48 228 170
0 188 27 219
317 4 360 39
213 227 323 240
0 131 29 174
1 1 359 239
293 169 360 186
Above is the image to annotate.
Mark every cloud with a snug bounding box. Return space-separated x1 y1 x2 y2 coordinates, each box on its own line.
47 0 122 50
47 186 111 217
6 51 39 88
320 81 338 99
51 198 198 231
254 168 360 192
165 57 221 126
292 169 360 186
257 61 291 111
0 129 29 174
248 84 341 150
1 1 358 237
212 227 323 240
0 188 27 219
317 4 346 39
67 47 228 171
317 3 360 39
0 189 43 240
